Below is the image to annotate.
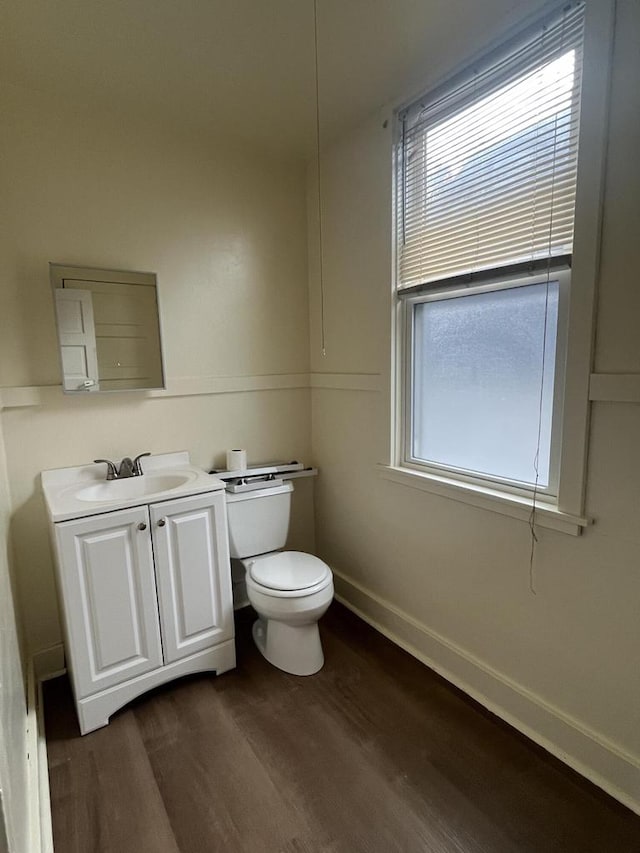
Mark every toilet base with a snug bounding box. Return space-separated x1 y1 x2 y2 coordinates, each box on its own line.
252 617 324 676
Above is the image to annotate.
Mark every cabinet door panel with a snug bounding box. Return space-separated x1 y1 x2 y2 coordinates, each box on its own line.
151 492 233 664
56 507 163 697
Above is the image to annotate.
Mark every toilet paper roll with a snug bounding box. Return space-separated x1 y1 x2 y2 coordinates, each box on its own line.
226 449 247 472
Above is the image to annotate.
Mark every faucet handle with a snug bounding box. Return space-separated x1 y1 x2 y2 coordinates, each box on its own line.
94 459 118 480
133 452 151 475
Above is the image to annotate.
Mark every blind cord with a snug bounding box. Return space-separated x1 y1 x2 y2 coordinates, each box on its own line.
528 278 550 594
314 0 327 358
528 11 568 593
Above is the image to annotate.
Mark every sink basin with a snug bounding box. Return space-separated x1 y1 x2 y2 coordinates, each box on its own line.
76 472 195 503
42 452 226 522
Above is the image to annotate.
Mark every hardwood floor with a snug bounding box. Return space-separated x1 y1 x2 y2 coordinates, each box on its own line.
44 603 640 853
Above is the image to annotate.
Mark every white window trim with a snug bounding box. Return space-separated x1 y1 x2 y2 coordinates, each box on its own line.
378 464 589 536
385 0 616 535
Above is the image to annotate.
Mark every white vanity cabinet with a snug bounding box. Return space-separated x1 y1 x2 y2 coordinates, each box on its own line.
52 489 235 735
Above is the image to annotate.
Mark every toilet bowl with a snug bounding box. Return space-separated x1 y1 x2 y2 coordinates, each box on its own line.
226 483 333 675
243 551 333 675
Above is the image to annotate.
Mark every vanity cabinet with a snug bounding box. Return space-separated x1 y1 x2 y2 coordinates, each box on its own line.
53 490 235 734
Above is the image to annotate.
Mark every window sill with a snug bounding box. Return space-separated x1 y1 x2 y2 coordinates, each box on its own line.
377 465 589 536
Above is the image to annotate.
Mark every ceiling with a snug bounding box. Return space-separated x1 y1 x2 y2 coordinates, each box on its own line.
0 0 547 159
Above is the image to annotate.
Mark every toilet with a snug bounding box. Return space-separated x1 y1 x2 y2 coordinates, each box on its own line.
226 482 333 676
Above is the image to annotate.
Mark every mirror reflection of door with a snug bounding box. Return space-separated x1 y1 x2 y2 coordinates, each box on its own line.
50 264 165 394
53 289 100 392
63 279 163 391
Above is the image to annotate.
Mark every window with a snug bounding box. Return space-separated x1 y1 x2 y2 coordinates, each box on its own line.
393 2 590 513
407 273 567 496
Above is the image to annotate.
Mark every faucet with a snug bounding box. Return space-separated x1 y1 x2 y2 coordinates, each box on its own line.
94 452 151 480
118 457 137 478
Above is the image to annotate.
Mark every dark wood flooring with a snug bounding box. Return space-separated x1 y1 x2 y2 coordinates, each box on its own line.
44 603 640 853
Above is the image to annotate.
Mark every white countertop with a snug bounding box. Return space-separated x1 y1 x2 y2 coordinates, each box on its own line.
42 451 225 522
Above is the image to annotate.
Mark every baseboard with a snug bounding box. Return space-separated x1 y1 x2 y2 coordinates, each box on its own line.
26 659 54 853
32 644 65 684
332 569 640 816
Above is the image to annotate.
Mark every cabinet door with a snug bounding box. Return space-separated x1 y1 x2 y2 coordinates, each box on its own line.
150 492 233 664
55 507 163 698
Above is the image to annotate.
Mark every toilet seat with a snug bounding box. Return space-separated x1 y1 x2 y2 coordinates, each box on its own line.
245 551 332 598
250 551 330 590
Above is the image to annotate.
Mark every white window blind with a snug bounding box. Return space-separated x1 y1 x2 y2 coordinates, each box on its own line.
397 2 585 290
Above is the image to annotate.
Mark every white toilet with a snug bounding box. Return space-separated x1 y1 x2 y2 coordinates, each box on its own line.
226 482 333 676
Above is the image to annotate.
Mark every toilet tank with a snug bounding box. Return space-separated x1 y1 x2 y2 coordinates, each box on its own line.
226 482 293 559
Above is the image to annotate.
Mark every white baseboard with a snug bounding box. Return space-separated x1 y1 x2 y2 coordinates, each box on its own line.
32 644 65 684
332 569 640 816
26 659 54 853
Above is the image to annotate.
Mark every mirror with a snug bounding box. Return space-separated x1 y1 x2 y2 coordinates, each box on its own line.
50 263 165 393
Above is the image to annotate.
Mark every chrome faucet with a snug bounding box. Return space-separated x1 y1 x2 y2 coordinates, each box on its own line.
94 452 151 480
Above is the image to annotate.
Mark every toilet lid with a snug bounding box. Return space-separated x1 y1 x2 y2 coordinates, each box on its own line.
249 551 330 591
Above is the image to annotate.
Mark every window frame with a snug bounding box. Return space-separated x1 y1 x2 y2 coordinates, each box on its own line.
386 0 615 535
402 268 571 500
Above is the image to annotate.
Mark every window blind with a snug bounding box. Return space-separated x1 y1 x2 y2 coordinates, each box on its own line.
397 2 585 291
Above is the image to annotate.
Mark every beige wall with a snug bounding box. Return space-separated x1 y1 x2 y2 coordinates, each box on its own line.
0 418 29 853
309 0 640 807
0 80 313 655
0 82 310 388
